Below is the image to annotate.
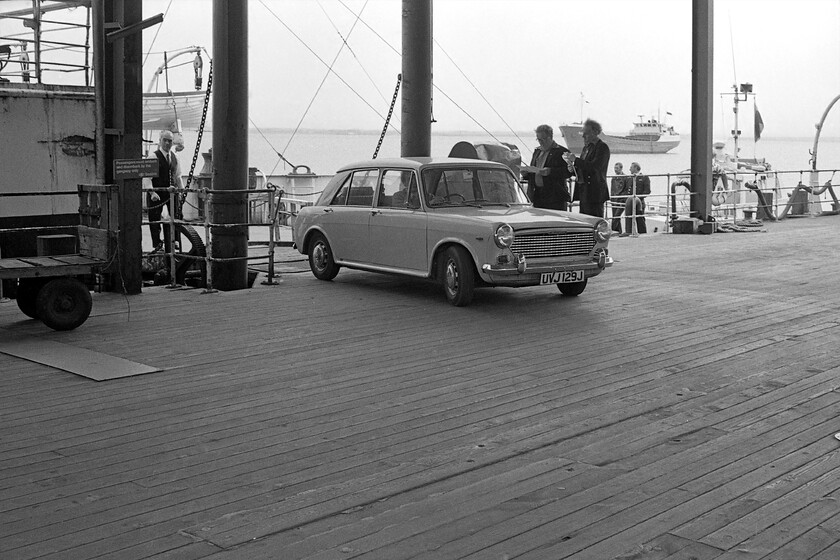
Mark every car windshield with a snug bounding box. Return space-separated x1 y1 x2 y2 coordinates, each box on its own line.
421 167 528 206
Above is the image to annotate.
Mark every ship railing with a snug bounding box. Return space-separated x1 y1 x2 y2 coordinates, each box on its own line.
142 184 312 291
0 2 92 86
601 168 840 235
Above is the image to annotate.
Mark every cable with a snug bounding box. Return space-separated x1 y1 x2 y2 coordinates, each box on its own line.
317 0 394 112
250 118 300 177
257 0 398 139
142 0 173 67
434 39 528 151
336 0 513 152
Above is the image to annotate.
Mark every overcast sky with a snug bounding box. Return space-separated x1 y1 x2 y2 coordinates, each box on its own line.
4 0 840 138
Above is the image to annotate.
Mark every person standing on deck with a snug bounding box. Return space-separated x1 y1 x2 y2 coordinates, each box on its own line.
610 162 631 233
564 119 611 217
520 124 572 210
145 130 184 253
624 161 651 235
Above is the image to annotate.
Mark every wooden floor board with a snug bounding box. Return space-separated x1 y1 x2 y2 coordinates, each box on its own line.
1 217 839 559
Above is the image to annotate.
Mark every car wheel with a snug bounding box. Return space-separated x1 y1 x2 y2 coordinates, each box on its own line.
557 279 587 296
441 246 475 306
16 278 46 319
308 232 340 281
35 277 93 331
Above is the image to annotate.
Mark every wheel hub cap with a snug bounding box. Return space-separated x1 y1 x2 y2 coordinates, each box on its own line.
445 261 458 293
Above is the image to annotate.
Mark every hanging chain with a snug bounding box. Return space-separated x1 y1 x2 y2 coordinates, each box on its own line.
372 73 401 159
184 60 213 196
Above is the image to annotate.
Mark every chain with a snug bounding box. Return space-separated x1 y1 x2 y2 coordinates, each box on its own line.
183 60 213 201
372 73 401 159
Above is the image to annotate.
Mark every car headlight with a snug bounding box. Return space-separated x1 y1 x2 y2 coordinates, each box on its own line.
595 220 611 242
494 223 515 248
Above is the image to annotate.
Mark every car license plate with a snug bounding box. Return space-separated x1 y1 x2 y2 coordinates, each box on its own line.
540 270 584 285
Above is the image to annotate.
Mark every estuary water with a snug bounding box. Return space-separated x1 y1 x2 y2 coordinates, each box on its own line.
176 128 840 201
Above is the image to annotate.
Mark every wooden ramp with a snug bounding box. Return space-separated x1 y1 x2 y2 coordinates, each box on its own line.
1 217 839 560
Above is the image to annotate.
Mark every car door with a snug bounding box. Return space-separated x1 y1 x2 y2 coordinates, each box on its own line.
368 169 428 273
324 169 378 264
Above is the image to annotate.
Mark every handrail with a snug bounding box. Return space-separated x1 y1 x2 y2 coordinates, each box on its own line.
0 2 91 85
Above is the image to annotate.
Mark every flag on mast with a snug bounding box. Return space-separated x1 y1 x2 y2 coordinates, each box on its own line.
754 102 765 141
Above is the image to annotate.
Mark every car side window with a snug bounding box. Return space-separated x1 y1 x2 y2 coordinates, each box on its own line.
346 170 377 206
330 170 377 206
330 174 351 206
378 170 419 208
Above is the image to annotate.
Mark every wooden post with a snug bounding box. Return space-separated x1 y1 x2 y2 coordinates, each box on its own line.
100 0 143 293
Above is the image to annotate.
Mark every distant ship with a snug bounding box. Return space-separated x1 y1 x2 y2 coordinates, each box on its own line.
560 117 681 154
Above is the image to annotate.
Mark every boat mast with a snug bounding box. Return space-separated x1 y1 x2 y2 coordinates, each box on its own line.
729 82 752 168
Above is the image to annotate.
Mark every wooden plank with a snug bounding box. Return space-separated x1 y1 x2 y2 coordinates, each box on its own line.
0 218 839 559
0 258 35 270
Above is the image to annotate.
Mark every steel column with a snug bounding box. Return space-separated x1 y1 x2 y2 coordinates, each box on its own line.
401 0 433 158
211 0 249 290
690 0 714 222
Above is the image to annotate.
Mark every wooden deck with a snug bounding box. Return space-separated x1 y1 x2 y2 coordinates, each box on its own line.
2 216 840 560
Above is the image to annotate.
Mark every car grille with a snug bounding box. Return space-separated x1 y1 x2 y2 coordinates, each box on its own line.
511 231 594 258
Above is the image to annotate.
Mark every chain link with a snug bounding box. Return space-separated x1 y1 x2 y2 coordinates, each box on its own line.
372 73 401 159
181 60 213 211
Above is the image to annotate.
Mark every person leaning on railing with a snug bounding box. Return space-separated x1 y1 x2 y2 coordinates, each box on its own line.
623 161 651 235
610 162 632 233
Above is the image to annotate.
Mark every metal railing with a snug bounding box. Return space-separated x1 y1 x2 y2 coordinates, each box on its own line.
142 184 311 292
0 2 92 86
596 168 840 235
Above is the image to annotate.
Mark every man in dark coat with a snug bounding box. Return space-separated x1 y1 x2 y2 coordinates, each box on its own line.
624 161 651 234
565 119 611 217
520 124 571 210
147 130 183 253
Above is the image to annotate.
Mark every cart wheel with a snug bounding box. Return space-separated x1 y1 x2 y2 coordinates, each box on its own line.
16 278 46 319
35 277 93 331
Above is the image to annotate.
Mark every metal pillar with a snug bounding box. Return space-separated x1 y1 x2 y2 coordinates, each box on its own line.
211 0 249 290
99 0 143 294
401 0 432 158
690 0 713 222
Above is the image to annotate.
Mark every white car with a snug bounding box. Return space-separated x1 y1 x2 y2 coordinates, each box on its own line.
293 157 613 306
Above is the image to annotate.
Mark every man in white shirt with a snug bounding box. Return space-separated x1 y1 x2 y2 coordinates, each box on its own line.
145 130 184 252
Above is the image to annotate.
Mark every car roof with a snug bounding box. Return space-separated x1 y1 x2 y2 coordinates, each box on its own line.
334 156 511 173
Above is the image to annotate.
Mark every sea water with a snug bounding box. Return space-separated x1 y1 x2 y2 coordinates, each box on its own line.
175 128 840 202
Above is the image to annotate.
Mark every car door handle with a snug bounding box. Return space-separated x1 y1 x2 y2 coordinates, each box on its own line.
322 208 333 213
370 209 381 215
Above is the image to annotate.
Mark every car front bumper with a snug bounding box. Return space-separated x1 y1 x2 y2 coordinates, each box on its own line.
480 251 613 287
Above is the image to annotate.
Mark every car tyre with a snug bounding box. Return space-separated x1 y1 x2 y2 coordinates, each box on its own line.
441 246 475 306
35 277 93 331
557 279 587 296
308 232 340 281
16 278 46 319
